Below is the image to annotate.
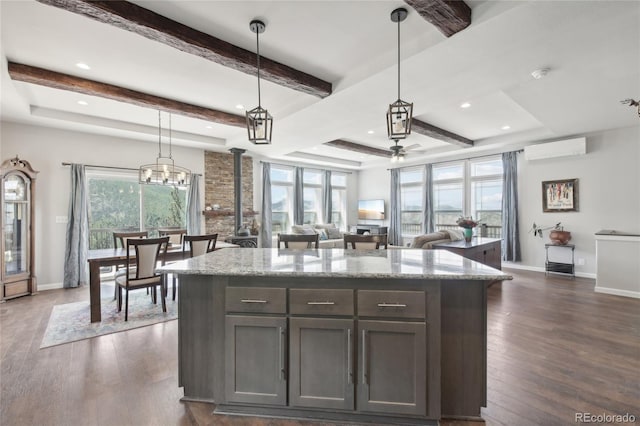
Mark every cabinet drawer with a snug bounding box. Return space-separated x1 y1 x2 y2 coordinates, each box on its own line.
226 287 286 314
357 290 425 319
290 289 354 316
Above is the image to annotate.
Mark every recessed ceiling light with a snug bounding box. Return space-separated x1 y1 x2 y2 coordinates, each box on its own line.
205 125 213 129
460 102 471 109
501 125 511 130
75 62 90 70
367 130 375 134
77 100 88 106
531 68 550 80
235 104 245 110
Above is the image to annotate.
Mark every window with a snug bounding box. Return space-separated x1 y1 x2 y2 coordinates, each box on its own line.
432 157 503 237
270 166 294 234
400 168 424 236
303 169 323 225
331 173 347 230
87 172 187 249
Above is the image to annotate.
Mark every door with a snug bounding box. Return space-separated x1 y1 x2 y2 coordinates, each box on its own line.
225 315 287 406
289 317 354 410
357 320 427 416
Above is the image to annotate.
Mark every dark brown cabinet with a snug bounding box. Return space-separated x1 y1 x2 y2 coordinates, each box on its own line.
433 237 502 270
225 315 287 406
289 317 354 410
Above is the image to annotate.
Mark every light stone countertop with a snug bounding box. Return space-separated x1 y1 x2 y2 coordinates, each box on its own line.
159 248 513 281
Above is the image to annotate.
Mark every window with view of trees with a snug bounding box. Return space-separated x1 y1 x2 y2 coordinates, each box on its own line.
270 166 348 235
400 167 424 236
87 173 186 249
432 157 503 237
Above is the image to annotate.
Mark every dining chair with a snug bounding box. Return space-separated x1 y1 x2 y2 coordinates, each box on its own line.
112 231 149 299
158 228 187 248
277 233 319 249
115 236 169 321
167 233 219 301
343 234 387 249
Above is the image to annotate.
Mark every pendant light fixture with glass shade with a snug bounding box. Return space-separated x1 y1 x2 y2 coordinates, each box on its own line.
139 111 191 187
386 8 413 141
246 19 273 144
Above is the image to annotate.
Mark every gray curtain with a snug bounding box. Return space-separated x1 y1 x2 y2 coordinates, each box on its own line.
322 170 332 224
389 168 402 246
261 162 272 248
186 174 201 235
502 151 521 261
423 164 435 233
63 164 89 288
293 166 304 225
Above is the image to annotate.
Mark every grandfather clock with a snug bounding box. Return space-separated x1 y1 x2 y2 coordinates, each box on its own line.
1 157 38 301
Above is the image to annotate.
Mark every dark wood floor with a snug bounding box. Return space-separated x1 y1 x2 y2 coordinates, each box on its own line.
1 269 638 426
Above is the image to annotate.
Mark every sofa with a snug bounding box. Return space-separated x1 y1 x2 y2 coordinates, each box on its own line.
410 229 464 249
291 223 346 248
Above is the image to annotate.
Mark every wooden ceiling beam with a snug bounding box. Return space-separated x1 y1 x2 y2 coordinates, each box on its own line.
8 62 246 127
35 0 332 98
404 0 471 37
324 140 392 158
412 119 474 147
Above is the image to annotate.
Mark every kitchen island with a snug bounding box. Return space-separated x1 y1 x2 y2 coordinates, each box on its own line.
160 248 511 425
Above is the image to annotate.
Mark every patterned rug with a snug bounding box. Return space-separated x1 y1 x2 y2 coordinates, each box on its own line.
40 287 178 348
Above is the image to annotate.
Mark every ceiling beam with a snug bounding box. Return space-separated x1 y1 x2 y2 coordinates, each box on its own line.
404 0 471 37
8 62 246 127
35 0 332 98
324 140 392 158
412 119 474 147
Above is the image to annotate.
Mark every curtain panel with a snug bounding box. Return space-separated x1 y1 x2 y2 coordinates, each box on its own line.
322 170 332 224
293 167 304 226
423 164 435 234
501 151 521 261
389 168 402 246
186 174 201 235
63 164 89 288
261 162 273 248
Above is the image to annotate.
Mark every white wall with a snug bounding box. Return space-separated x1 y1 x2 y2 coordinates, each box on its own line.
1 121 205 286
358 126 640 275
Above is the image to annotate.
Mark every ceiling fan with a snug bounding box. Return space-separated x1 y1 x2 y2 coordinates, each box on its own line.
390 140 423 162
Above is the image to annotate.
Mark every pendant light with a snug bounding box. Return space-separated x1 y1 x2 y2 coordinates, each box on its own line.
246 19 273 144
386 8 413 141
139 111 191 187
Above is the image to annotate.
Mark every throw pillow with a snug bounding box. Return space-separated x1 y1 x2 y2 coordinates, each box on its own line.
291 225 316 235
313 223 337 231
447 229 464 241
318 229 328 240
326 227 342 239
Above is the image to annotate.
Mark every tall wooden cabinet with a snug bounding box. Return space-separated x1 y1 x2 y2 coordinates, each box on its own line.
1 157 38 301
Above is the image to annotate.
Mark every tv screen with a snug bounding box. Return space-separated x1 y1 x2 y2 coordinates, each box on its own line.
358 199 385 220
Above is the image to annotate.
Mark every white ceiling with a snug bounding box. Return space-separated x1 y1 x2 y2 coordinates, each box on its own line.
1 0 639 170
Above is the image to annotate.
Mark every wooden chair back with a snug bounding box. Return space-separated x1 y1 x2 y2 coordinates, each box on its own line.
183 234 218 258
343 234 387 249
125 237 169 283
158 228 187 247
277 233 320 249
113 231 148 249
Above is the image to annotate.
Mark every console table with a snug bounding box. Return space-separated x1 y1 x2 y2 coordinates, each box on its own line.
433 237 502 270
545 243 575 278
351 225 388 235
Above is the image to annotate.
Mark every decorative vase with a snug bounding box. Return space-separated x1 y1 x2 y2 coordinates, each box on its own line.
549 230 571 245
463 228 473 243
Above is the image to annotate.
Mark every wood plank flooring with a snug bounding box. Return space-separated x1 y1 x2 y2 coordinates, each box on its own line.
1 269 638 425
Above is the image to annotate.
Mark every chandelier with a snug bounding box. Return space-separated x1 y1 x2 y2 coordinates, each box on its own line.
386 8 413 141
246 19 273 144
139 111 191 187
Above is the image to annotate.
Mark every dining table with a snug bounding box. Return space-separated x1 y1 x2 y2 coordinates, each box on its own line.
87 241 240 322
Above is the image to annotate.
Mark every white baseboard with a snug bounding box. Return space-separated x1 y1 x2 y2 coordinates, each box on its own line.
502 262 596 279
594 286 640 299
37 282 63 291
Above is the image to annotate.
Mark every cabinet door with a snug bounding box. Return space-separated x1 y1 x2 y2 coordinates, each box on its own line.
357 320 426 416
289 318 354 410
225 315 287 406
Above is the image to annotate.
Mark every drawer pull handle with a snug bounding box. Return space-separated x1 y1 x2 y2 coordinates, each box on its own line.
240 299 268 304
307 301 335 305
377 303 407 308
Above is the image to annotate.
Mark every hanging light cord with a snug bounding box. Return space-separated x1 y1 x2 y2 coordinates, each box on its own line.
397 16 401 101
157 110 162 158
256 27 262 108
168 112 173 159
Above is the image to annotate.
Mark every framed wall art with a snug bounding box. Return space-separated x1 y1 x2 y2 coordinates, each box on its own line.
542 178 578 212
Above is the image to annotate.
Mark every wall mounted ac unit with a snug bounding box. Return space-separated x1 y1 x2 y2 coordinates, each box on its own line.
524 137 586 161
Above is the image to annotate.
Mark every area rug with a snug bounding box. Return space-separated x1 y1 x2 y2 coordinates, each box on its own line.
40 289 178 348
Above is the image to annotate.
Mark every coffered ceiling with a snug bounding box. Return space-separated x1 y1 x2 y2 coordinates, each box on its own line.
1 0 638 169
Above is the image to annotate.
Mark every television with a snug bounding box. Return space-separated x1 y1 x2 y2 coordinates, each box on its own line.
358 199 385 220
